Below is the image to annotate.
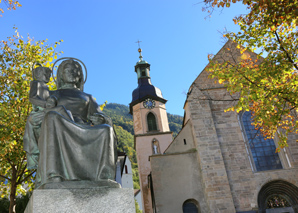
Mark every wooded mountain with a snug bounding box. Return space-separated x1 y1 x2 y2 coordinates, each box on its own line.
102 103 183 189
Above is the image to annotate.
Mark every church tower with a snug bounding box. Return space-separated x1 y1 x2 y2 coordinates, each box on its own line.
130 48 173 213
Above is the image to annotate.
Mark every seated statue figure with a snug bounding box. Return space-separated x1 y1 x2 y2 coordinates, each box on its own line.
24 59 118 189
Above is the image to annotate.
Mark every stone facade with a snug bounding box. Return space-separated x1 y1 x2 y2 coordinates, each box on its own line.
186 40 298 212
146 40 298 212
150 120 209 213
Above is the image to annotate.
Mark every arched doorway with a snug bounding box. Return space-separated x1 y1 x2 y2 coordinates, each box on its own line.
258 180 298 213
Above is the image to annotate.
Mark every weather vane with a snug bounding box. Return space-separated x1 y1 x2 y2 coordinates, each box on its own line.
135 40 143 61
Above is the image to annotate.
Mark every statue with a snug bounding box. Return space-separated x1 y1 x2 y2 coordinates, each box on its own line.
23 59 118 189
23 65 52 170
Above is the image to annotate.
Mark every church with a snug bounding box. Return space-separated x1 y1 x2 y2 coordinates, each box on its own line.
129 40 298 213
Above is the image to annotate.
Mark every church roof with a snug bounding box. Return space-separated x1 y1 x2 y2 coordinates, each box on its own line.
131 78 166 103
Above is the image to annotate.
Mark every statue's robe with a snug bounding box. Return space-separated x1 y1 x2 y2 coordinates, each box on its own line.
31 88 117 188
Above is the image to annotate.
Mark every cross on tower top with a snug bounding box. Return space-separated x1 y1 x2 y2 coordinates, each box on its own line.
135 40 142 49
135 40 143 61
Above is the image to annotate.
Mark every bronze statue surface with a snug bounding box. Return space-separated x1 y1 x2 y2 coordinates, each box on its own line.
23 59 118 189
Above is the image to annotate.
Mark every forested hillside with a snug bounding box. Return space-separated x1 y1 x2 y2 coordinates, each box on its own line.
102 103 183 189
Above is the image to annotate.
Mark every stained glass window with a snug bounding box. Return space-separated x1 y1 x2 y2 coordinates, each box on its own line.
242 111 282 171
147 112 157 131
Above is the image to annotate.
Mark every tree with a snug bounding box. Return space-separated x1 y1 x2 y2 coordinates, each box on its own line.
0 0 21 16
0 28 61 213
202 0 298 149
135 199 142 213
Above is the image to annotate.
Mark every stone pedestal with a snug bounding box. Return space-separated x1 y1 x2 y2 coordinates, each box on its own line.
24 187 135 213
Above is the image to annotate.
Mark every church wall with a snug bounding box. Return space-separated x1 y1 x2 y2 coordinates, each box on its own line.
183 101 191 125
188 40 298 212
135 133 173 213
286 132 298 167
150 151 209 213
165 119 195 154
186 86 236 213
193 86 298 212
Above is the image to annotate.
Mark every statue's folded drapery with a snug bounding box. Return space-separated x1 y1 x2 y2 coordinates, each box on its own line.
32 89 117 188
23 105 72 170
36 111 117 188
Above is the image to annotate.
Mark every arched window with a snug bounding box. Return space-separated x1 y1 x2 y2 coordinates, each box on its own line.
242 111 282 171
183 199 199 213
152 139 160 154
147 112 157 131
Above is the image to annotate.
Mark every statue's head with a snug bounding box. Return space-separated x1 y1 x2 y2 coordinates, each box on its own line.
33 66 52 83
57 59 84 90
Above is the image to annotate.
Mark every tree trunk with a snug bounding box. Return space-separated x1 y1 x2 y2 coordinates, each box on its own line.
9 166 17 213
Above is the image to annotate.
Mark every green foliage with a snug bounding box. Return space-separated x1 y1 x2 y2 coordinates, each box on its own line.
15 193 30 213
0 28 62 212
168 113 183 138
0 193 30 213
135 199 142 213
167 113 183 124
203 0 298 149
103 103 134 134
133 181 140 190
0 197 9 213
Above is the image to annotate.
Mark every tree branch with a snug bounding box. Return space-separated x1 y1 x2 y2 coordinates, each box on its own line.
274 31 298 71
0 174 11 181
17 170 35 185
16 162 27 183
17 155 25 172
194 97 239 102
6 156 14 167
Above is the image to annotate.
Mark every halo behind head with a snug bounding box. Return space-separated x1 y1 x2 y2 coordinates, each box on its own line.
56 59 84 90
52 57 87 90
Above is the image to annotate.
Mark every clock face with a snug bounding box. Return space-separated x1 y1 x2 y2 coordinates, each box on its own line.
143 98 155 109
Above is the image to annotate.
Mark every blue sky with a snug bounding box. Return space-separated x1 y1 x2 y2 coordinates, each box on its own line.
0 0 247 116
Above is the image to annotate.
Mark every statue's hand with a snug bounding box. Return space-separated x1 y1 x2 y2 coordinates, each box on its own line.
89 114 105 125
89 113 112 126
46 96 58 108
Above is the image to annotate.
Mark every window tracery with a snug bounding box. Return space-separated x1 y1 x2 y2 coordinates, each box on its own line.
241 111 282 171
